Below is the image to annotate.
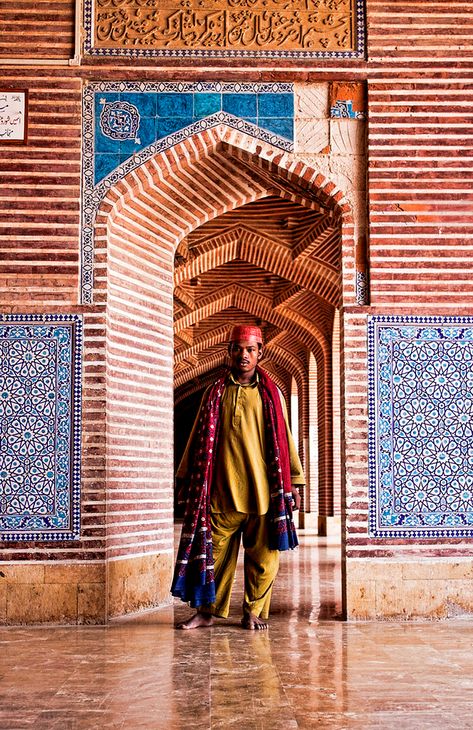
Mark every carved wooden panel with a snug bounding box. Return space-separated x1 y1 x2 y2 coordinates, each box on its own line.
85 0 364 58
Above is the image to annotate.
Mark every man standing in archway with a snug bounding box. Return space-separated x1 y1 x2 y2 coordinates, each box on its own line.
171 325 304 630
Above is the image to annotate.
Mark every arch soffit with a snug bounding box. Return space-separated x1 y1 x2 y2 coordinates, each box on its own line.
174 285 329 360
175 352 227 389
264 343 306 403
174 226 340 305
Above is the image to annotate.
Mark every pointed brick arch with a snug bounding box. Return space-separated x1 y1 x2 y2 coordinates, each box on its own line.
99 125 350 581
95 126 352 302
175 353 228 390
264 342 308 467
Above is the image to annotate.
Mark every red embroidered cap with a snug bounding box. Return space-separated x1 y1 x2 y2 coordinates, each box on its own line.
229 325 263 344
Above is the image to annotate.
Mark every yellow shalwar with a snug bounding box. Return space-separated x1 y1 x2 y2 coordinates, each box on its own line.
177 373 305 619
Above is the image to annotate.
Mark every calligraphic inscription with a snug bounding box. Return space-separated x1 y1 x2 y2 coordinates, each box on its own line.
100 101 140 140
368 316 473 539
0 90 27 144
92 0 360 56
0 314 82 541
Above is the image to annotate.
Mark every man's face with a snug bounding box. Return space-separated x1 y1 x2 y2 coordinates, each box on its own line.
229 339 262 379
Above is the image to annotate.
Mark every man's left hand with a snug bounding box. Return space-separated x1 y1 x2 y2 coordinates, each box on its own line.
291 486 301 511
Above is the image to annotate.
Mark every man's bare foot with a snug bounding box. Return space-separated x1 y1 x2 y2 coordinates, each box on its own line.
241 613 269 630
176 611 213 630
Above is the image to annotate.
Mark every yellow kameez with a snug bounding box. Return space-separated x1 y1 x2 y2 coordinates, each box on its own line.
176 373 305 618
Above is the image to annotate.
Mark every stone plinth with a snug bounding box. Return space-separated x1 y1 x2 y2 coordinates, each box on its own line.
0 562 106 625
0 555 174 624
346 559 473 620
107 553 173 618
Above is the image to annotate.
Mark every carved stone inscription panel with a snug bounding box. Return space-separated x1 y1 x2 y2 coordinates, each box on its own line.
86 0 364 58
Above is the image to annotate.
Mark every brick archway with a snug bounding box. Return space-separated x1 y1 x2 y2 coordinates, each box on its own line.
97 125 353 614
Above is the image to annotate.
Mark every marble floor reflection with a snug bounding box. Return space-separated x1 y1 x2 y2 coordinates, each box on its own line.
2 532 473 729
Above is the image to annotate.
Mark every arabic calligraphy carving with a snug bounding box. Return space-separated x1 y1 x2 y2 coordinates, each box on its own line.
93 0 357 53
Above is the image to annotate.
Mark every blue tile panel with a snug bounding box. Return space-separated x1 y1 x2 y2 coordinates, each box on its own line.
82 82 295 303
368 316 473 539
94 87 295 185
0 314 82 541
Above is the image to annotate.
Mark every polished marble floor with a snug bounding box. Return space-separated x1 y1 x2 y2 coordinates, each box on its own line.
2 533 473 729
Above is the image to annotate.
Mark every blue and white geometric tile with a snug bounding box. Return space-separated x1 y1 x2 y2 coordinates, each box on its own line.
330 100 365 120
368 315 473 538
0 314 82 541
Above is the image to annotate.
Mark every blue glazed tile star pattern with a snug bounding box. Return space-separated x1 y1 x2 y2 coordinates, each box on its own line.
0 315 82 541
368 316 473 538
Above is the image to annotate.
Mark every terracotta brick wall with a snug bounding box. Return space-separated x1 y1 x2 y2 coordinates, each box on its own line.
368 77 473 306
0 70 81 304
0 0 74 59
341 1 473 564
367 1 473 62
103 192 175 561
0 70 106 569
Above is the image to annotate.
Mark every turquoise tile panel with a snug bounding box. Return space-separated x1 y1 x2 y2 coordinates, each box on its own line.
157 117 194 139
94 153 121 185
194 93 222 117
120 117 155 155
91 84 296 186
157 93 193 117
95 129 119 153
222 94 257 117
258 93 293 118
84 83 296 302
123 92 156 117
259 117 293 140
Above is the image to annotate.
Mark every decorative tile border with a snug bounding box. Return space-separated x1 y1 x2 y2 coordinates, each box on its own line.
355 271 368 305
368 316 473 539
0 314 82 541
81 81 295 304
84 0 366 60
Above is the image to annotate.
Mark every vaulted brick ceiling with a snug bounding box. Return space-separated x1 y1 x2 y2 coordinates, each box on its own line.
174 194 340 400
